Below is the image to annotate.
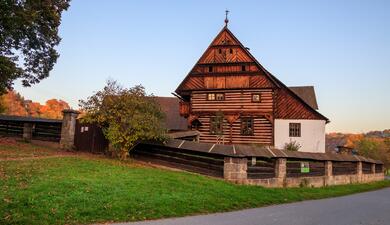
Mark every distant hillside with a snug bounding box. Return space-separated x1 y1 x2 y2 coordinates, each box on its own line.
0 90 70 119
326 130 390 152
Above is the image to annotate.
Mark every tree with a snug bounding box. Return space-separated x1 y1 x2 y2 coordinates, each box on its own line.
79 80 167 160
355 138 390 172
1 90 28 116
40 99 69 119
1 90 69 118
0 0 71 93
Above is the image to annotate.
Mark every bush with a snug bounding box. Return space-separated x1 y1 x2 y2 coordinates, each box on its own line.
79 80 167 160
284 140 301 151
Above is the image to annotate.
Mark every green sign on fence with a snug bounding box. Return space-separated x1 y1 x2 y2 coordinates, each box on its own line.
301 162 310 173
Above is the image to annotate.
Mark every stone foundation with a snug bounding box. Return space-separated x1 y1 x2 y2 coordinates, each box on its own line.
224 157 385 188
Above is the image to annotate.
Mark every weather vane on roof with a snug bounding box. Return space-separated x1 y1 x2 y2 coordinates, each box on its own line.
225 9 229 27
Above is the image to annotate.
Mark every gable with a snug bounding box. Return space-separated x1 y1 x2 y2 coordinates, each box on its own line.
175 27 277 94
175 25 328 122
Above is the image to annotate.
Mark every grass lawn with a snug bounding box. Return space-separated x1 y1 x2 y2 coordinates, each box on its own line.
0 156 389 225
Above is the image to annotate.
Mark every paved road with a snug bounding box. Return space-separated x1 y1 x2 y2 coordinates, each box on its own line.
114 187 390 225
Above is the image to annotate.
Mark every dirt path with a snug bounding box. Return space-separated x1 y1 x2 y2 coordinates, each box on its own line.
0 153 78 161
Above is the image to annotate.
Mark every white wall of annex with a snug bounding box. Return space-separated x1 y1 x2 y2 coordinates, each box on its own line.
274 119 326 153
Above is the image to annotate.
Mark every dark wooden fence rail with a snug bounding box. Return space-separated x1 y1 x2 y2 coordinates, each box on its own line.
0 121 24 137
133 144 224 178
362 162 373 174
375 164 383 173
0 116 62 142
332 162 357 175
246 158 275 179
286 160 325 177
32 123 62 142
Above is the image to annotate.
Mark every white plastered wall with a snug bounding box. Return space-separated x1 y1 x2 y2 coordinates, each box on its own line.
274 119 326 153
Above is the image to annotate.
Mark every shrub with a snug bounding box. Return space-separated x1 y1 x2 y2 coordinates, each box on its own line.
284 140 301 151
79 80 167 160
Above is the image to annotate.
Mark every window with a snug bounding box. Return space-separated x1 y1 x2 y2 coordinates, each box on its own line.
241 118 254 135
210 117 224 135
207 93 224 101
208 66 213 72
229 48 233 54
207 93 215 101
252 94 261 102
289 123 301 137
216 93 224 101
218 49 222 54
241 65 246 71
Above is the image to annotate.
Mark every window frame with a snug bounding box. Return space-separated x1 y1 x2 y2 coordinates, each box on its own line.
241 117 254 136
251 93 261 102
207 93 215 101
207 93 224 101
289 123 301 137
210 117 224 135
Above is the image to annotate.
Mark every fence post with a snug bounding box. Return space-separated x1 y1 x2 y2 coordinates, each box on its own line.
357 161 363 182
324 161 333 186
60 109 80 150
275 158 286 186
22 123 33 142
224 157 247 183
371 163 375 174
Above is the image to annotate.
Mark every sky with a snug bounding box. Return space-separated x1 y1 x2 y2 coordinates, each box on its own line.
13 0 390 133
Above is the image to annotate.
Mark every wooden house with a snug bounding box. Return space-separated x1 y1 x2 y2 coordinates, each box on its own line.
173 21 329 153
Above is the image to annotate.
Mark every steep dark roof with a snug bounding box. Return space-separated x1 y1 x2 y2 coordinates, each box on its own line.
138 139 383 164
289 86 319 110
154 97 188 131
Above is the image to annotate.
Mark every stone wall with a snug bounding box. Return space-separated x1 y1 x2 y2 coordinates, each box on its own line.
224 157 385 188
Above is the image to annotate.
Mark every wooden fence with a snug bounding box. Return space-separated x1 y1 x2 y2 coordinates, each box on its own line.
246 158 275 179
286 160 325 177
0 116 62 142
332 162 357 175
0 121 23 137
362 162 373 174
133 144 224 178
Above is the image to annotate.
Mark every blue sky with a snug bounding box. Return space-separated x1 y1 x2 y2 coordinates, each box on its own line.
14 0 390 133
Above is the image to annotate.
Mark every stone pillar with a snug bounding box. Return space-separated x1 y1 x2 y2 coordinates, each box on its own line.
325 161 333 177
23 123 33 142
357 161 363 182
224 157 247 183
324 161 333 186
371 163 375 174
60 109 80 150
275 158 286 186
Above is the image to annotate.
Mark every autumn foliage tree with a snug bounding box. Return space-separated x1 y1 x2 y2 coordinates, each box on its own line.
0 90 69 119
79 80 167 160
355 138 390 173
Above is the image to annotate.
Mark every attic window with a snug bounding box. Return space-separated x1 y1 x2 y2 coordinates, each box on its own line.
218 49 222 54
229 48 233 54
252 94 261 102
242 65 246 71
208 66 213 72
